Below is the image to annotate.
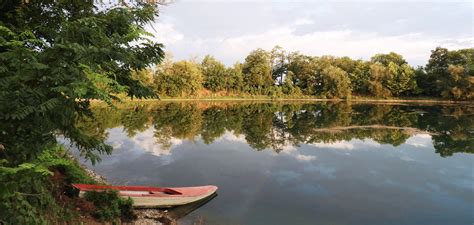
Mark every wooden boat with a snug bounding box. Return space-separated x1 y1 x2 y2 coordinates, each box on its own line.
72 183 218 208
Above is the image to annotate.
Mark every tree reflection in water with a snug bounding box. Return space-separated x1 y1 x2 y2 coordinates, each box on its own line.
78 101 473 158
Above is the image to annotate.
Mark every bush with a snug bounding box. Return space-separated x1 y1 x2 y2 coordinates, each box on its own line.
0 145 134 224
37 145 97 184
84 190 136 222
0 145 87 224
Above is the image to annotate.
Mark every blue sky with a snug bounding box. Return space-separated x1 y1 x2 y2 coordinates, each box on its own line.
149 0 473 66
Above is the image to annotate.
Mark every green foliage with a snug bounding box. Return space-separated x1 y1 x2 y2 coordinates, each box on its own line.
0 1 164 223
367 53 418 97
84 190 135 222
132 68 155 89
441 65 473 100
0 0 164 164
423 47 450 96
226 62 245 92
385 62 417 96
371 52 407 66
242 48 273 94
368 63 391 98
270 45 287 85
151 46 471 100
0 145 95 224
413 66 427 95
37 145 98 184
423 47 474 99
281 71 301 95
154 60 203 97
201 55 227 91
287 53 319 95
319 66 352 99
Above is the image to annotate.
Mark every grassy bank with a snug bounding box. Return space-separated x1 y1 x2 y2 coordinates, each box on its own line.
0 145 134 224
107 94 472 104
160 97 471 104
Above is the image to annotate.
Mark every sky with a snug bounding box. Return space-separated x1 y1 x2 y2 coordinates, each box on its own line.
149 0 473 66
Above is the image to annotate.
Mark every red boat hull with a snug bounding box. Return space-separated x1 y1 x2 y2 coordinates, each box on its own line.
72 184 218 208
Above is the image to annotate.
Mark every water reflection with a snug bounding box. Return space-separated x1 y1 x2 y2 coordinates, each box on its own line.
78 102 473 157
142 193 218 225
75 102 474 225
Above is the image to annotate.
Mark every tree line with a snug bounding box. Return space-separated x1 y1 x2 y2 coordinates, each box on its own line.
134 46 473 100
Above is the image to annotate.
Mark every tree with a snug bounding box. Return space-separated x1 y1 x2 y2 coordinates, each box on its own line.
385 62 417 96
201 55 227 92
226 62 244 92
368 53 417 97
287 52 318 95
368 63 391 97
414 66 429 95
319 66 352 99
1 1 164 162
242 48 273 94
424 47 474 99
371 52 407 66
333 56 364 94
0 2 164 222
132 68 155 88
270 45 287 85
440 65 473 100
154 60 203 97
350 60 371 95
281 71 301 95
424 47 450 96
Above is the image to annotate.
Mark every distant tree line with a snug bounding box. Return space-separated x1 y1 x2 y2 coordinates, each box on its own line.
132 46 473 100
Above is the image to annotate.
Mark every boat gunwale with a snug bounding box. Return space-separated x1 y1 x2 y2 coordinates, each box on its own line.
73 183 218 198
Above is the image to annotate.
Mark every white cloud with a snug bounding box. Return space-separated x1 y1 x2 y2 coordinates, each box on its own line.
110 140 123 149
151 22 473 66
150 1 472 66
216 131 247 143
296 154 317 162
405 134 432 148
278 144 317 162
278 144 297 153
310 141 355 150
131 128 183 157
294 18 315 26
148 22 184 45
308 139 382 151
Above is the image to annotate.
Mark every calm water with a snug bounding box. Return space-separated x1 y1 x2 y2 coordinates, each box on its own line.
75 102 473 225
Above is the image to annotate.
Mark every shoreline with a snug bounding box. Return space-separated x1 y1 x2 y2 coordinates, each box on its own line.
159 98 471 104
100 97 473 105
73 155 171 224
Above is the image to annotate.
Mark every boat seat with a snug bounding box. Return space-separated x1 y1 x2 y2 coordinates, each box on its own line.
149 188 182 195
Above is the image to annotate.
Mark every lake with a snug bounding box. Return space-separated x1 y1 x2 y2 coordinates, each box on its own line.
74 101 473 225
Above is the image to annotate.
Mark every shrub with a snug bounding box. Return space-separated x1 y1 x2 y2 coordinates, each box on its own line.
84 190 136 222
